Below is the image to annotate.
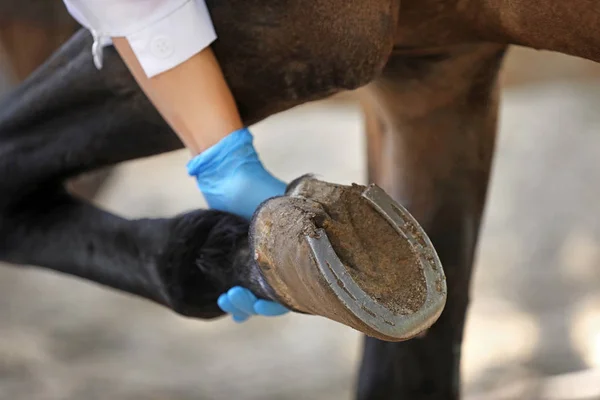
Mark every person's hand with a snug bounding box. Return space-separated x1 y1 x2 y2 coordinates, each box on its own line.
217 286 289 323
188 127 289 321
187 127 286 220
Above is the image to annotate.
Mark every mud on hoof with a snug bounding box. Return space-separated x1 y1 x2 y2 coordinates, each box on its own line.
250 176 447 341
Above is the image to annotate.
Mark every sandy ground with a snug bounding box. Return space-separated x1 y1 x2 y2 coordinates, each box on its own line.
1 49 600 399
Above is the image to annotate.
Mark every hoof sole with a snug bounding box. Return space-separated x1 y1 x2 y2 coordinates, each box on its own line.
305 184 446 341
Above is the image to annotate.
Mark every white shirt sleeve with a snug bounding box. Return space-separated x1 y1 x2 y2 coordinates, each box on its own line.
62 0 217 78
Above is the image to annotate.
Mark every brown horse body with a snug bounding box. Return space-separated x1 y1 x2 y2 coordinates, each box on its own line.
1 1 599 398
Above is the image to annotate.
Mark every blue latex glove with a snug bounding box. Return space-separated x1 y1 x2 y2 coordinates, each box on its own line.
187 127 287 220
187 128 290 321
217 286 289 323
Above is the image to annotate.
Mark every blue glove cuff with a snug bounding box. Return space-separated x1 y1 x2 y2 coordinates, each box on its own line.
186 127 254 181
187 127 286 220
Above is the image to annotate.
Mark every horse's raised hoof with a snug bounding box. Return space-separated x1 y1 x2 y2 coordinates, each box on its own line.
250 176 447 342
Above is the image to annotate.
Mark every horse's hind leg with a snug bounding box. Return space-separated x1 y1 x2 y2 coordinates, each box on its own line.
357 43 506 399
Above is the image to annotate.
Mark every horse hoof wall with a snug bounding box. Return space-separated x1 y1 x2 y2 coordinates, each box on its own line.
250 176 447 341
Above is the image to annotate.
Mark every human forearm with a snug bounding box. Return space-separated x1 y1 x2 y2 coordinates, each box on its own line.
113 37 242 155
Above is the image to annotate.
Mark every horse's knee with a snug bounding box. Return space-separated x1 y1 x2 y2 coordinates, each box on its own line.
361 44 505 220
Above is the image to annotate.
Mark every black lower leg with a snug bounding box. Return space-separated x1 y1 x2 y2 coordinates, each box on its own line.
0 193 256 318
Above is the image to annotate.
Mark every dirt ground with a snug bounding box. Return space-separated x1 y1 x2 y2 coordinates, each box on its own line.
1 47 600 399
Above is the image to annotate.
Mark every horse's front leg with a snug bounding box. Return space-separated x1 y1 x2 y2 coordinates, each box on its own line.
0 31 255 318
0 0 399 319
357 42 506 399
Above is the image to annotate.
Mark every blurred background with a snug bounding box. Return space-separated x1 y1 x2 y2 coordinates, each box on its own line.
1 16 600 400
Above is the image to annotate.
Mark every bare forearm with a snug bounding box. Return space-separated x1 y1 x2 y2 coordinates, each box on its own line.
112 37 285 221
113 38 243 155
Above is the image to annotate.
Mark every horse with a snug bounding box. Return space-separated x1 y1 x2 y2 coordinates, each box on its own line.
1 0 599 398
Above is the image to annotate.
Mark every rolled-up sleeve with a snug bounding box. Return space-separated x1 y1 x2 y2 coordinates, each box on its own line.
63 0 217 78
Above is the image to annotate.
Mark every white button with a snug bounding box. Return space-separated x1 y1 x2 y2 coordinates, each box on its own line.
150 36 174 59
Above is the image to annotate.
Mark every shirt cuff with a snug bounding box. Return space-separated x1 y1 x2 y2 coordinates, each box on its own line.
125 0 217 78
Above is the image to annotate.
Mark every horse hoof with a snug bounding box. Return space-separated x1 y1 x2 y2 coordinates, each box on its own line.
250 176 447 341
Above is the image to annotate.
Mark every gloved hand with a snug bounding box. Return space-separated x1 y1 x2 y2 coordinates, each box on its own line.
187 127 287 220
187 127 290 321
